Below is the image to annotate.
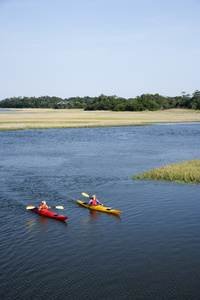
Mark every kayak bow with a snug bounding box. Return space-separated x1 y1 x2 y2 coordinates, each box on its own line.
77 200 122 215
28 205 68 221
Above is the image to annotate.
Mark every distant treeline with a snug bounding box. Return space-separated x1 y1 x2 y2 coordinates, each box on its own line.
0 91 200 111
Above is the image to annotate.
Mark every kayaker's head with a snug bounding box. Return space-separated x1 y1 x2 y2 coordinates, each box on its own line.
92 194 96 199
42 201 46 205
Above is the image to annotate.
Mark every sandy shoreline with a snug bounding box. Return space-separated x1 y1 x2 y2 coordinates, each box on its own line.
0 108 200 130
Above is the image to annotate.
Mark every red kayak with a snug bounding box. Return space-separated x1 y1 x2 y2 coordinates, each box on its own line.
28 206 68 221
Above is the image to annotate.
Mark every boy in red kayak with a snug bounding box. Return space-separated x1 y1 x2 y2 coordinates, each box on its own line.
89 195 103 206
39 201 51 211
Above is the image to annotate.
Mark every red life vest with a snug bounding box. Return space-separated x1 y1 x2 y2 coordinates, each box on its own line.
91 198 97 206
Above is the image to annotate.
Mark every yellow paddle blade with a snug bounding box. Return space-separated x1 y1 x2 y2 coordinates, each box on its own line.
82 192 90 198
26 205 35 210
55 206 63 209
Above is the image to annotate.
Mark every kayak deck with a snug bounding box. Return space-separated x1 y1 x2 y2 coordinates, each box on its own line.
77 200 122 215
28 206 68 221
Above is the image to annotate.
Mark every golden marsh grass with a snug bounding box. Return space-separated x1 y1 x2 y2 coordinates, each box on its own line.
132 160 200 183
0 108 200 130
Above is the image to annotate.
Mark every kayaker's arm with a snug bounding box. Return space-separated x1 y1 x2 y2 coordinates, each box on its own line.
97 200 103 206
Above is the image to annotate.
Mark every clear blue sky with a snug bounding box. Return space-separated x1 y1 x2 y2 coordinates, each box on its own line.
0 0 199 100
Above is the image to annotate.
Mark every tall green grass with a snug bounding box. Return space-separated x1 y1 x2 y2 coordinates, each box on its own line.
132 159 200 183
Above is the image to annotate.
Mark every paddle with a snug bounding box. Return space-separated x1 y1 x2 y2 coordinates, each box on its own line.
26 205 64 210
82 192 90 198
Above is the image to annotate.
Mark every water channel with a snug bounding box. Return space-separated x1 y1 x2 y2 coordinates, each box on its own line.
0 123 200 299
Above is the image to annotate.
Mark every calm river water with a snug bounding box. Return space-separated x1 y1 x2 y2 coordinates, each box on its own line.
0 123 200 300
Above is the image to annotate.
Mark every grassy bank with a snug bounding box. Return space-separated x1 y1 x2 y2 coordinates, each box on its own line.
132 160 200 183
0 108 200 131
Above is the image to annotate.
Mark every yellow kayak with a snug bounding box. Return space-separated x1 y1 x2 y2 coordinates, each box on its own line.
77 200 122 215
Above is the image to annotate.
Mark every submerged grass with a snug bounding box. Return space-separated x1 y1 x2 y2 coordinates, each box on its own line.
132 160 200 184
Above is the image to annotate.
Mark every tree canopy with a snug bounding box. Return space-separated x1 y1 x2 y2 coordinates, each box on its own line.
0 90 200 111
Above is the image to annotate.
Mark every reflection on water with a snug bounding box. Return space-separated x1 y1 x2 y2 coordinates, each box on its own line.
90 210 98 219
25 218 35 230
80 215 93 228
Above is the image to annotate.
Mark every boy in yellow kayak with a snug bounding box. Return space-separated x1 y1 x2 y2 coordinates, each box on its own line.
89 194 103 206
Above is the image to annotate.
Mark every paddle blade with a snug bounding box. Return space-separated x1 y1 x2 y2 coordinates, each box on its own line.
55 206 64 209
82 192 90 198
26 205 35 210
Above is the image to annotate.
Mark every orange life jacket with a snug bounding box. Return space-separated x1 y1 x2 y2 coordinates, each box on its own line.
39 203 48 211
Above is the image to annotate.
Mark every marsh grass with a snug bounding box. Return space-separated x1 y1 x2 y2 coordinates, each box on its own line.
132 160 200 184
0 108 200 130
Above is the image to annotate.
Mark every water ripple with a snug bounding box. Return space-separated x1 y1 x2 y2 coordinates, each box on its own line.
1 124 200 300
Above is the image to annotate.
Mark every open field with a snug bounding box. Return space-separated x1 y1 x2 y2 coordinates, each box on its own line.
0 108 200 130
132 159 200 184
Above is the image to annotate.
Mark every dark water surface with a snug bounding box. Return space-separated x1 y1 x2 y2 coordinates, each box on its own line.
0 124 200 300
